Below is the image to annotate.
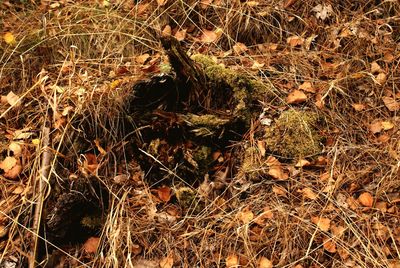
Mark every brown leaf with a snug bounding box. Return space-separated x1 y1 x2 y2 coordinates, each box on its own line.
156 186 172 202
199 29 221 43
358 192 373 207
83 237 100 253
299 82 315 93
0 157 17 172
257 140 266 157
136 53 150 65
287 90 307 104
84 153 98 173
160 255 174 268
233 42 248 55
226 254 239 268
370 61 383 74
369 121 383 134
295 159 311 167
4 164 22 179
382 96 400 112
375 73 387 85
258 257 273 268
323 238 337 253
161 25 172 36
351 103 366 111
200 0 213 9
174 29 187 41
287 36 304 47
300 187 318 200
267 156 288 180
272 186 287 196
311 216 331 232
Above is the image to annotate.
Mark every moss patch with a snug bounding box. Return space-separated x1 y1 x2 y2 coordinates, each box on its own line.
264 109 323 158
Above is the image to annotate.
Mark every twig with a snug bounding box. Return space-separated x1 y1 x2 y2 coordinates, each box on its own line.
30 126 52 268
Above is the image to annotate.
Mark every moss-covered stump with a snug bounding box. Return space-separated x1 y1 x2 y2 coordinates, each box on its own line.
264 109 323 159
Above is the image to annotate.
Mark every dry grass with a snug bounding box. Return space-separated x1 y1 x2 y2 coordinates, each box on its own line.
1 0 400 267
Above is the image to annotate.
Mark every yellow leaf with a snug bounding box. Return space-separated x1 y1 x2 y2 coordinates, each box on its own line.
375 73 387 85
32 139 40 145
381 121 394 130
0 157 17 172
3 32 16 45
246 1 259 7
226 254 239 268
258 256 273 268
287 90 307 104
358 192 373 207
311 216 331 232
9 142 22 156
238 208 254 224
6 91 20 107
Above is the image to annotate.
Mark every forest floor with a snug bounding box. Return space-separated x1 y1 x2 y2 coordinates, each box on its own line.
0 1 400 267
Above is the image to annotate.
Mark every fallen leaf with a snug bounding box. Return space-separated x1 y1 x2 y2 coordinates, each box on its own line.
375 73 387 85
331 224 346 238
381 121 394 130
246 1 259 7
377 134 390 143
113 174 129 185
156 186 172 202
351 103 366 111
162 25 172 36
199 28 221 43
272 186 287 196
83 153 98 173
370 61 383 74
6 91 20 107
295 159 311 167
299 82 315 93
174 28 187 41
226 254 239 268
287 36 304 47
83 237 100 253
300 187 318 200
323 237 337 253
136 54 150 64
267 156 288 180
358 192 373 207
251 61 265 70
200 0 213 9
382 96 399 112
287 90 307 104
4 164 22 179
311 216 331 232
157 0 167 6
257 140 266 157
9 142 22 156
0 157 17 172
258 256 273 268
160 255 173 268
238 208 254 224
312 4 333 21
369 121 383 134
3 32 16 45
233 42 248 55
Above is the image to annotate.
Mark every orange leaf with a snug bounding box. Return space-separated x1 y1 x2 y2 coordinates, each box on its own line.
4 164 22 179
156 186 172 202
369 121 383 134
136 53 150 64
299 187 318 200
258 256 273 268
162 25 172 36
287 36 304 47
0 157 17 172
358 192 373 207
299 82 315 93
375 73 387 85
287 90 307 104
84 153 98 173
157 0 167 6
238 208 254 224
311 216 331 232
3 32 16 45
351 103 366 111
323 238 337 253
83 237 100 253
160 255 174 268
174 29 187 41
226 254 239 268
382 96 399 112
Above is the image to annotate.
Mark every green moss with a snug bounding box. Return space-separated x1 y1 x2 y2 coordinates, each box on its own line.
81 213 104 230
191 54 275 118
175 187 204 214
264 109 323 158
239 146 263 181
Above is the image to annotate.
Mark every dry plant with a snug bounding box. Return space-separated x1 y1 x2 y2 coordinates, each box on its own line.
0 0 399 267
